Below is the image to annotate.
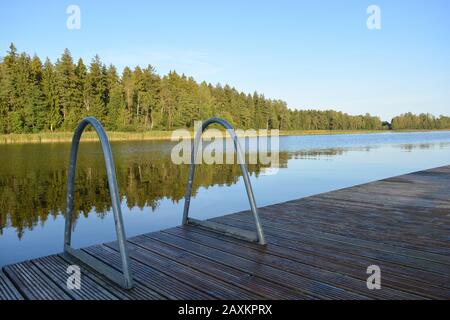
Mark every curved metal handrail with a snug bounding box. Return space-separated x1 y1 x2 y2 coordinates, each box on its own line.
182 117 266 245
64 117 133 289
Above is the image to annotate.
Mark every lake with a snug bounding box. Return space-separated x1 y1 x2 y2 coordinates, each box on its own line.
1 131 450 267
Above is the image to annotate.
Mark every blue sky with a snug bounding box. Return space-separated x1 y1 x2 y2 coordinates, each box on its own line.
1 0 449 121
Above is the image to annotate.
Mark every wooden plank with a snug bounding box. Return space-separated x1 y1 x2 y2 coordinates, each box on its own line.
298 195 450 227
165 226 423 300
214 215 450 289
0 269 23 300
222 207 450 267
252 201 450 253
146 231 368 299
222 209 450 262
104 240 261 299
3 261 71 300
82 245 213 300
32 255 118 300
319 191 450 217
64 246 131 290
59 253 164 300
127 235 304 299
188 223 450 299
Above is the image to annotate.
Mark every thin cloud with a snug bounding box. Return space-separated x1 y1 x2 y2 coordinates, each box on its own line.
98 49 223 78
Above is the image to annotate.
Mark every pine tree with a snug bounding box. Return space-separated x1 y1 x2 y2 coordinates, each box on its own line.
28 55 47 132
75 58 87 120
0 59 5 133
133 66 144 123
197 81 214 123
42 58 62 131
55 49 78 129
105 64 124 130
159 72 180 129
11 53 32 133
107 85 126 131
140 65 160 130
0 44 18 133
122 66 134 122
86 55 107 123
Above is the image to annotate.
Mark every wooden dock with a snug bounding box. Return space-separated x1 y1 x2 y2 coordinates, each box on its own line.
1 165 449 300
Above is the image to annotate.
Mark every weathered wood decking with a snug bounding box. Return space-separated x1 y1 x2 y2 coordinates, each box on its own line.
1 166 449 300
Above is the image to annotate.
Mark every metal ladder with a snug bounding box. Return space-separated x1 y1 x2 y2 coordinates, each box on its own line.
64 117 133 289
182 118 266 245
64 116 266 290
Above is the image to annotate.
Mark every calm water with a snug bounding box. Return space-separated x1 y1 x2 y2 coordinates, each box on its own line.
1 131 450 266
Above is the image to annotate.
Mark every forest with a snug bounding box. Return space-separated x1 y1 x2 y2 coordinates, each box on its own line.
0 44 449 134
391 113 450 130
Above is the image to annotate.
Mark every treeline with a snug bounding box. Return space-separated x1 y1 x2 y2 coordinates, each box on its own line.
0 44 448 134
290 110 383 130
0 44 382 133
391 113 450 130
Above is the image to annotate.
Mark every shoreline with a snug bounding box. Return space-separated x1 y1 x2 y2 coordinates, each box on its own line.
0 129 448 145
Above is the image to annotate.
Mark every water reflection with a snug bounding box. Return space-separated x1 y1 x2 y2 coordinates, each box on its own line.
398 142 450 152
2 137 450 238
0 143 291 238
1 131 450 267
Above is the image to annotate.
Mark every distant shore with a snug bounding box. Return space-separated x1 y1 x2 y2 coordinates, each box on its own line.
0 129 448 145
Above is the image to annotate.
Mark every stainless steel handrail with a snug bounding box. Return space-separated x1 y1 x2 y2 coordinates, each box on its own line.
64 117 133 289
182 117 266 245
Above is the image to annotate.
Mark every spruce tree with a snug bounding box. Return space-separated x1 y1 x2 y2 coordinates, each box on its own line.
121 66 134 125
28 55 47 132
55 49 78 129
105 64 124 130
86 55 107 123
42 58 61 131
0 44 18 133
75 58 87 120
